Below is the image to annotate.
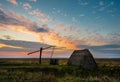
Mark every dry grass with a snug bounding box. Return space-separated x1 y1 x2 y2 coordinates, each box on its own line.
0 58 120 82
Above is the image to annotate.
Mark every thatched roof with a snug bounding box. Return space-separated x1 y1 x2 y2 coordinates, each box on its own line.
68 49 97 70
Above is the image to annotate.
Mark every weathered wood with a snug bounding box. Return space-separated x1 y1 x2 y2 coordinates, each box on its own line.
68 49 97 70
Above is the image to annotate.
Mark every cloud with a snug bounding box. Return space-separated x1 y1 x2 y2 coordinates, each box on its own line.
2 35 12 40
78 0 88 6
1 9 117 52
0 43 22 49
53 23 111 47
37 32 78 49
29 9 45 17
78 44 120 55
7 0 18 5
23 3 32 10
0 10 78 49
98 1 115 12
54 24 66 28
99 1 104 6
72 17 77 23
35 26 49 32
0 6 3 11
38 18 50 23
1 38 120 58
0 39 73 58
108 32 120 44
110 1 114 5
29 0 37 2
0 10 49 33
79 14 85 17
98 7 105 11
0 39 49 52
0 10 20 25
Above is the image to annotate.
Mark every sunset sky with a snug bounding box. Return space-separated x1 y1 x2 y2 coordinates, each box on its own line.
0 0 120 58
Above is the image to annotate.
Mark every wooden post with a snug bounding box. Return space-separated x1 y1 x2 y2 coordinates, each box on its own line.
39 47 42 64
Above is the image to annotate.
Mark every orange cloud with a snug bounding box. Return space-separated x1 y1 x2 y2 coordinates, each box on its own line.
54 24 66 28
37 32 77 49
0 9 110 51
4 25 31 34
0 10 79 50
29 9 45 17
38 18 50 23
0 24 78 50
0 43 22 49
1 23 77 50
7 0 18 5
53 24 109 46
0 20 107 50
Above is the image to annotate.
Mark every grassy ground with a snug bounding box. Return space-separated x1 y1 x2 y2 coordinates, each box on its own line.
0 58 120 82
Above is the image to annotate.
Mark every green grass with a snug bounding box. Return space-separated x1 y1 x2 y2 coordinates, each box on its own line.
0 59 120 82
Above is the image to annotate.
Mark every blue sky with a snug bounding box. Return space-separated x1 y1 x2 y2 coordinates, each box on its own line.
0 0 120 58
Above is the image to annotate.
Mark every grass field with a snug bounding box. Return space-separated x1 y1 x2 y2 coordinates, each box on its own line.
0 58 120 82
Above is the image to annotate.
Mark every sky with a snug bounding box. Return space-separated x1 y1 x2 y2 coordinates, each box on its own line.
0 0 120 58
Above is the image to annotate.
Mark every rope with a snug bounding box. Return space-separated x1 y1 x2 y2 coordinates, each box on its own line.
50 47 55 59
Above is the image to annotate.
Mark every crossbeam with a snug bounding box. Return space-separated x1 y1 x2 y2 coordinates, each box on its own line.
27 50 40 55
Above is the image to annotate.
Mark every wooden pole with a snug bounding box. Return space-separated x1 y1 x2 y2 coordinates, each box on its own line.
39 47 42 64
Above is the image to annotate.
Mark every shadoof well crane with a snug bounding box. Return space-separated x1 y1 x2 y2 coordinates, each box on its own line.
27 46 55 64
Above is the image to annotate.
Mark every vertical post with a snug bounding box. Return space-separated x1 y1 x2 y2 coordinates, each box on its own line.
39 47 42 64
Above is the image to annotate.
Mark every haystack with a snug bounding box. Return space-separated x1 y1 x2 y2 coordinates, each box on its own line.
68 49 97 70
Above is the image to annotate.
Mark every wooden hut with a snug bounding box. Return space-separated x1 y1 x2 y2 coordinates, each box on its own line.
68 49 97 70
